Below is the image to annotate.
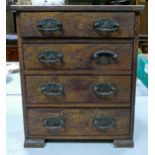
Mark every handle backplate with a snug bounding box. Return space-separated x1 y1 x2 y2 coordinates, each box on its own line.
93 116 116 129
92 50 118 65
92 83 117 96
41 82 64 96
94 19 119 32
43 117 65 129
37 18 62 33
38 50 64 65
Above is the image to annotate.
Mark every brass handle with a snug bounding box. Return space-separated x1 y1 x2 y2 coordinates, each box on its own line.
93 116 116 129
41 82 64 96
38 51 64 65
92 83 117 96
92 50 118 65
94 19 119 32
43 117 65 129
37 18 62 33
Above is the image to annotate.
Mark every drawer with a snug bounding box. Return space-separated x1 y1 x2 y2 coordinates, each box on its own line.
20 12 134 38
28 108 130 137
25 75 131 105
23 44 133 71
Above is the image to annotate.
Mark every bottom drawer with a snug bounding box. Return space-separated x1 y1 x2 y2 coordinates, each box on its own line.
28 108 130 138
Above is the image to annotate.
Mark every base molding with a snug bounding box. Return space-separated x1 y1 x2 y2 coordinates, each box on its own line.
113 139 134 148
24 139 45 148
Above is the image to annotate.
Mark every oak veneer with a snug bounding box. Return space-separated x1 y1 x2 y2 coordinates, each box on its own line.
11 5 144 148
23 43 133 71
20 12 134 38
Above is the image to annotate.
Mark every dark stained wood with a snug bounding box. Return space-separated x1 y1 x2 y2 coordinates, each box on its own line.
6 47 18 61
139 34 148 53
26 103 130 108
24 139 45 148
129 14 140 140
113 139 134 147
28 135 130 140
13 5 144 147
27 108 130 137
6 34 18 61
20 12 135 38
23 43 133 71
139 1 148 35
16 13 29 139
22 38 133 44
10 5 144 12
139 41 148 53
24 70 132 75
26 75 131 105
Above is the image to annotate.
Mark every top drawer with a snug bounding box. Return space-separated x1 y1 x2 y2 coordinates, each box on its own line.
20 12 135 38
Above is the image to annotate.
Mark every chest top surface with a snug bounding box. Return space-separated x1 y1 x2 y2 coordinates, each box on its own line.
10 5 144 12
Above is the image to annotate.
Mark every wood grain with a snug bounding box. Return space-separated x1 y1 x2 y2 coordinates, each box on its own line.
27 108 130 137
10 5 145 12
20 12 135 38
24 70 132 75
16 13 30 139
25 75 131 105
12 5 144 147
23 43 133 71
129 14 140 140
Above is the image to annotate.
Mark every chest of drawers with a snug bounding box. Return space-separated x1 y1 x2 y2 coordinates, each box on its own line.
11 5 144 148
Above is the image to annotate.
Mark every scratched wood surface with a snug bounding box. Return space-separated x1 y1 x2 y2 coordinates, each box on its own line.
20 12 135 38
27 108 130 137
23 43 133 71
25 75 131 105
10 5 144 12
13 5 144 147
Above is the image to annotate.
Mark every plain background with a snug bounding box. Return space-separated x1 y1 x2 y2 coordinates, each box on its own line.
0 0 155 155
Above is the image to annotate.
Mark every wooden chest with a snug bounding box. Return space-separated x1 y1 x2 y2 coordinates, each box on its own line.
11 5 144 148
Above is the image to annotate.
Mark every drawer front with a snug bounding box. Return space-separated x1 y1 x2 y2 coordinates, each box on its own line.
23 44 132 71
20 12 134 38
26 75 131 104
28 108 130 137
